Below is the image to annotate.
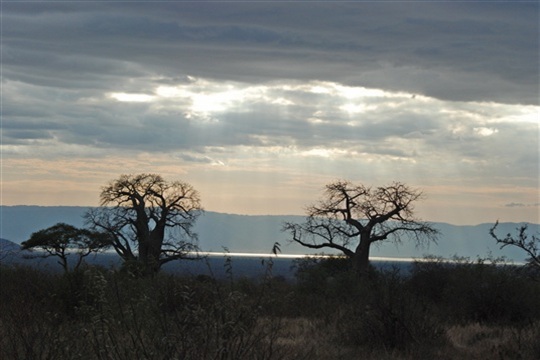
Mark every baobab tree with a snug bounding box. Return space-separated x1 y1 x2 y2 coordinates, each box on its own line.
85 174 203 276
283 180 439 276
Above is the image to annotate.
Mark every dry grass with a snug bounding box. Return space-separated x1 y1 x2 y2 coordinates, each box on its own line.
446 322 540 360
264 317 359 359
259 317 540 360
2 262 540 360
264 317 432 360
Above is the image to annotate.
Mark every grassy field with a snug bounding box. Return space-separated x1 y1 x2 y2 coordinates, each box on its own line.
1 256 539 359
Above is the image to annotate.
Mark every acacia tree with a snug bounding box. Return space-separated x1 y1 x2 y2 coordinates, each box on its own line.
490 221 539 276
85 173 203 275
283 180 439 276
21 223 109 273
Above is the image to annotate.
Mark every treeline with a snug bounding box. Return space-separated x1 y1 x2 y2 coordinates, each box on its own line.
1 256 539 359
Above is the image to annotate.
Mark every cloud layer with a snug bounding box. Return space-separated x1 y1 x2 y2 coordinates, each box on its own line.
2 1 538 224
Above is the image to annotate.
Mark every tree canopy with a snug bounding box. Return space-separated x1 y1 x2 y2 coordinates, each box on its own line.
21 223 109 272
85 173 203 275
283 180 439 275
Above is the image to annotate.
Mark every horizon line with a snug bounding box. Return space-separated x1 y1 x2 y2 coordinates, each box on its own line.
1 204 537 227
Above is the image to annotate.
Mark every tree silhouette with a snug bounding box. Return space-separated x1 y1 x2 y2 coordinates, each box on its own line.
490 221 540 277
21 223 109 272
85 173 203 276
283 180 439 276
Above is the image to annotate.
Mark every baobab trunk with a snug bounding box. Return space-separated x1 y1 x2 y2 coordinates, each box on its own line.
136 232 163 275
353 234 372 276
141 232 164 275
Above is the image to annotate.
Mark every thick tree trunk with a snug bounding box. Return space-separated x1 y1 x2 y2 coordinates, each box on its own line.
135 213 151 272
138 229 164 276
138 240 149 261
353 233 372 277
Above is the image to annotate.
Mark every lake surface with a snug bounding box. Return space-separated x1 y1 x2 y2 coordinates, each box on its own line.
1 251 413 279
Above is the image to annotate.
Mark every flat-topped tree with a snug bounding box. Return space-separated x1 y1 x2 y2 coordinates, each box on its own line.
283 180 439 276
21 223 110 273
85 174 203 276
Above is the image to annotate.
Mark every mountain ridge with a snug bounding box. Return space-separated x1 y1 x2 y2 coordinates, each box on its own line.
1 205 537 262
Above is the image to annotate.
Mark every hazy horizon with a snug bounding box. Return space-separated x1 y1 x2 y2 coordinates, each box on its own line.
1 204 538 228
2 205 538 263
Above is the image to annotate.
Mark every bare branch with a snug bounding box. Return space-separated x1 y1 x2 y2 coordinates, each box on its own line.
490 221 540 272
87 173 203 275
283 180 438 275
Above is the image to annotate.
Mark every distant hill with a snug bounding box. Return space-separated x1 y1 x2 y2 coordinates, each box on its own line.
1 205 537 262
0 206 309 254
1 206 90 243
0 238 21 252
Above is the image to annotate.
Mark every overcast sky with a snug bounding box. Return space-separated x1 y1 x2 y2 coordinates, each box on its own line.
1 0 538 225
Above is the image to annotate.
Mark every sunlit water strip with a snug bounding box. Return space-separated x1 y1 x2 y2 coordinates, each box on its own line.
196 252 418 262
23 248 524 265
192 252 525 265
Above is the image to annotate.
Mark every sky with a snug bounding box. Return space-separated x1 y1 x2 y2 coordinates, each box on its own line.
1 0 538 225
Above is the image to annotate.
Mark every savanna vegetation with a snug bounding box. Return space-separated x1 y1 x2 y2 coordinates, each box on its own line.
1 253 539 360
3 175 539 358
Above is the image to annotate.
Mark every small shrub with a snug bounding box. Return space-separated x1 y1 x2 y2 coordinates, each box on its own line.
335 269 446 352
411 257 540 325
292 256 360 318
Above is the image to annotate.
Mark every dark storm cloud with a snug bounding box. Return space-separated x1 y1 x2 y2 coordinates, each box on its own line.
3 1 537 104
